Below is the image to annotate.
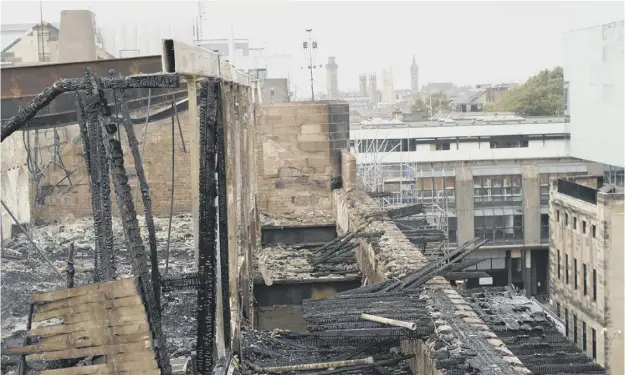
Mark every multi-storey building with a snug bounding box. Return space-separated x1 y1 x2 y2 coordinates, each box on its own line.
548 177 623 373
563 21 624 186
350 115 602 296
548 21 625 373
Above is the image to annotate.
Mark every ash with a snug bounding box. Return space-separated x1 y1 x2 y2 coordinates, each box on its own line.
1 214 198 372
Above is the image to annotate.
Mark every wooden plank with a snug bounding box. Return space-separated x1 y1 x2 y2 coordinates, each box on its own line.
36 293 142 315
31 278 137 303
113 351 157 364
38 359 158 374
26 341 152 361
32 305 147 328
34 300 144 324
29 322 150 338
7 331 153 354
34 295 143 321
40 328 150 346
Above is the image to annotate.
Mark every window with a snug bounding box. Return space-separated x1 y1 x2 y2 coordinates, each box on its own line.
565 309 569 337
541 214 549 240
557 250 561 280
474 210 524 244
473 175 522 205
593 269 597 301
574 217 577 230
583 321 587 352
270 88 275 96
565 213 569 226
583 220 587 234
565 254 569 284
435 142 450 151
592 224 596 238
557 210 560 222
574 258 578 290
557 302 561 318
583 263 588 296
592 328 597 359
489 136 530 149
573 314 578 344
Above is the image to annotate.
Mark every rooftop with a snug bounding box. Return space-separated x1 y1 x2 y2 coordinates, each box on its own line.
353 115 564 130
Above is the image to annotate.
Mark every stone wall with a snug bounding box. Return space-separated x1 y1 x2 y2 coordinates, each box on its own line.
34 113 193 223
256 101 348 221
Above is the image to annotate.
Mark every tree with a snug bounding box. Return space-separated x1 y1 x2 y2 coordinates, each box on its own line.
411 98 427 113
487 67 564 116
426 91 453 114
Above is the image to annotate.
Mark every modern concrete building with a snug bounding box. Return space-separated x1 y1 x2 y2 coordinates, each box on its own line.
547 20 625 373
410 55 419 93
548 176 624 373
564 21 624 185
260 78 290 103
350 115 601 296
325 56 339 100
1 12 113 65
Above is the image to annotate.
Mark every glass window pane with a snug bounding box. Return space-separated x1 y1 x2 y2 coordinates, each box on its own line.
492 258 506 269
477 259 492 270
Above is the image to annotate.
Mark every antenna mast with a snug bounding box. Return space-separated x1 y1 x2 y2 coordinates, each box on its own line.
302 29 318 101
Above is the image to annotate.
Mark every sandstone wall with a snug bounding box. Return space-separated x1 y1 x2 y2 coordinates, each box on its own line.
35 113 193 222
256 101 348 222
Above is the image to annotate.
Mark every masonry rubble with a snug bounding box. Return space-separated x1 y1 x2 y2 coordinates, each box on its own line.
0 214 199 373
253 244 360 284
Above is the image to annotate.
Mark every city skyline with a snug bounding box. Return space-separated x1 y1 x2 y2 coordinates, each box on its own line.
1 1 623 94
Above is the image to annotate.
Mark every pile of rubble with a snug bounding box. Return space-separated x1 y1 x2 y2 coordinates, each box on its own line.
1 214 198 372
253 244 360 284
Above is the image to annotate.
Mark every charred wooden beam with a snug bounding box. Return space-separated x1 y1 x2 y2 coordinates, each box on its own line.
215 80 231 349
83 68 170 374
161 272 201 292
196 78 218 374
113 83 161 310
82 80 116 281
2 74 180 142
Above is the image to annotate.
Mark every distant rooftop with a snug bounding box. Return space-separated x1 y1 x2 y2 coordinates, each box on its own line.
353 114 565 130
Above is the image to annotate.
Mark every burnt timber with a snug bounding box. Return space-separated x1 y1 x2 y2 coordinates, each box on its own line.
0 55 187 132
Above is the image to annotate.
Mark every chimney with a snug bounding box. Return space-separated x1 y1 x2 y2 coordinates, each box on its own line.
58 10 97 63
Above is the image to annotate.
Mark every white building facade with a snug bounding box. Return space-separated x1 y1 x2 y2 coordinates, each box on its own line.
350 117 602 297
564 21 624 183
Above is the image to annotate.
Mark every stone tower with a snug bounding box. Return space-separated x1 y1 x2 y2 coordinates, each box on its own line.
368 73 378 104
410 55 419 93
359 74 368 97
326 56 339 99
381 69 395 105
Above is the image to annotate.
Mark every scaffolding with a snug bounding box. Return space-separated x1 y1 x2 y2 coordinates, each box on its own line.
351 123 451 255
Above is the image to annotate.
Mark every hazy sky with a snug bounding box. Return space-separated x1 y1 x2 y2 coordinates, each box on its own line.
2 1 624 95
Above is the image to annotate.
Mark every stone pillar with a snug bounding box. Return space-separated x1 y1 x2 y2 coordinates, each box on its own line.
455 165 474 245
522 165 541 246
58 10 97 63
340 150 357 190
